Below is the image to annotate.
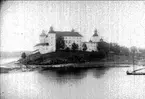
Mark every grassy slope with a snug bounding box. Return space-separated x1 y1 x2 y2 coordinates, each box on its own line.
19 50 145 66
19 51 105 65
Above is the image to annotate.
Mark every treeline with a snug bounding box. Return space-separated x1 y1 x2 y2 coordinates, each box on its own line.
19 37 145 65
56 36 80 51
97 41 130 56
56 36 130 56
19 51 106 65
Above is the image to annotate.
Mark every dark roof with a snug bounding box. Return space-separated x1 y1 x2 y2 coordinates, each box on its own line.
33 49 39 52
93 32 98 36
89 40 93 42
99 38 103 42
93 29 98 36
49 31 83 37
34 43 49 47
83 41 97 44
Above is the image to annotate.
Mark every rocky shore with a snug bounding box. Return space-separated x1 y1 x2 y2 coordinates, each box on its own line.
0 60 133 73
1 50 144 73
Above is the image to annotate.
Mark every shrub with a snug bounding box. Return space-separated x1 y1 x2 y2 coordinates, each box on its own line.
65 47 70 52
71 43 78 51
82 43 87 51
21 52 26 59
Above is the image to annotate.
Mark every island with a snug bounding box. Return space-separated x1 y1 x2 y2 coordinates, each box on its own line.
17 27 142 70
1 27 144 73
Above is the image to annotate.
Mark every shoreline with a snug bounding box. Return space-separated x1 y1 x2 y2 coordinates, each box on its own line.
0 61 132 73
1 59 145 74
38 62 132 68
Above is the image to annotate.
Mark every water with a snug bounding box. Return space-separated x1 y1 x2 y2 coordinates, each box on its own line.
0 66 145 99
0 58 19 66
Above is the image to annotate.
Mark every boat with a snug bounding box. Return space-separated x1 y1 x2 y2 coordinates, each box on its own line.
126 70 145 75
126 47 145 75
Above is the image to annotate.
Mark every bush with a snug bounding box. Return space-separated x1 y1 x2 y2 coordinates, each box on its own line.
56 36 65 50
71 43 78 51
82 43 87 51
89 51 106 60
65 47 70 52
21 52 26 59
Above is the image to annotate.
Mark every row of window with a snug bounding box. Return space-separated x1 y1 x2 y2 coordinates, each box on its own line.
65 43 82 48
65 40 81 44
86 44 97 47
66 45 82 48
64 37 82 40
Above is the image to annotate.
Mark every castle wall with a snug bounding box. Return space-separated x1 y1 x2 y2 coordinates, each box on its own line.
91 36 100 42
47 33 56 52
85 42 98 52
63 36 82 50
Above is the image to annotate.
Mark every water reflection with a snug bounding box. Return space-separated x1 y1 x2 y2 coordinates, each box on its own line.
39 68 88 84
1 66 145 99
91 67 110 78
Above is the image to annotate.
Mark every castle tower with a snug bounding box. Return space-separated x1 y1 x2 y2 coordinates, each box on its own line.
39 30 47 43
47 26 56 52
71 28 75 32
49 26 54 33
100 38 104 42
91 29 100 42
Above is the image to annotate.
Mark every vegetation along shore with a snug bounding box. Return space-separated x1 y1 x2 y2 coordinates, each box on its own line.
18 41 144 68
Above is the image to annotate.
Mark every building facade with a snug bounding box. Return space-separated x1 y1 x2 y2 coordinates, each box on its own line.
63 36 83 50
49 28 83 50
34 30 56 54
91 29 100 42
34 27 100 54
84 42 98 52
83 29 100 52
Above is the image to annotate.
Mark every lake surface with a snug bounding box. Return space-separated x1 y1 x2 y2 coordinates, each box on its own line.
0 58 19 65
0 65 145 99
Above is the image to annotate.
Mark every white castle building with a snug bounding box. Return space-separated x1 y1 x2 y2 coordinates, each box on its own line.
34 29 56 54
83 29 100 52
34 27 100 54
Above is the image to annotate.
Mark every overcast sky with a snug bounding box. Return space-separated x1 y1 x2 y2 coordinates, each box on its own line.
1 1 145 52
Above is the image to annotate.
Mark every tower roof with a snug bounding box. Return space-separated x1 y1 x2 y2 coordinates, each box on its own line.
100 38 103 42
34 43 49 47
93 29 98 36
93 32 98 36
49 26 54 32
40 32 46 36
40 30 47 36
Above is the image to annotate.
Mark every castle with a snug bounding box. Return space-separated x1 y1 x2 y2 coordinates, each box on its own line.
34 27 100 54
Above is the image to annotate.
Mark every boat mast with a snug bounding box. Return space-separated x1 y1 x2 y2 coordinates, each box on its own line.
132 29 136 72
133 49 135 71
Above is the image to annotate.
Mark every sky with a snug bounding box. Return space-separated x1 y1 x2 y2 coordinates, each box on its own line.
1 1 145 52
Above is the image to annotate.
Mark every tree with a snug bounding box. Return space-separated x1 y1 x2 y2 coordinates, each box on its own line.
21 52 26 59
130 46 137 53
82 43 87 51
71 43 78 51
56 36 65 50
110 43 120 54
119 46 129 56
97 41 110 56
65 47 70 52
